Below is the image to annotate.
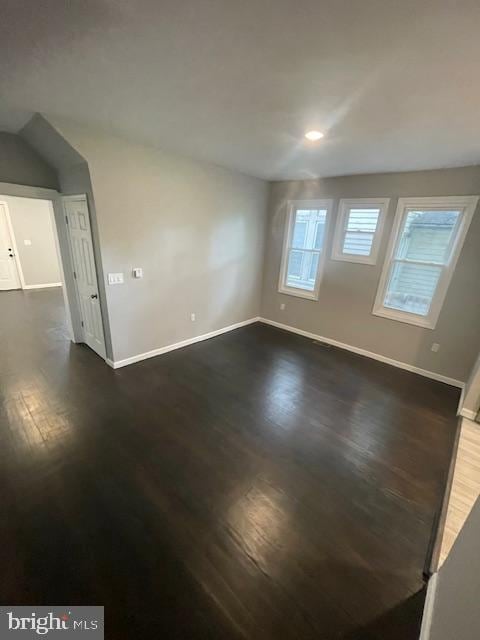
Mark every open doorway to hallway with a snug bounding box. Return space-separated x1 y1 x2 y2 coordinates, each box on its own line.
0 186 107 363
0 193 73 372
0 196 62 292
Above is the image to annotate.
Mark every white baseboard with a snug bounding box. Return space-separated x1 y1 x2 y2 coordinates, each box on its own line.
419 572 438 640
259 317 464 389
457 385 466 416
105 314 466 388
459 408 478 420
23 282 62 290
107 317 260 369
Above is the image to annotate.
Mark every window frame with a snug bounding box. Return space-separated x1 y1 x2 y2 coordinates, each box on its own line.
278 199 333 300
331 198 390 265
372 195 478 329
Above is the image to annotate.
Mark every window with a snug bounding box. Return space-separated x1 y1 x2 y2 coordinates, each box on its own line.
332 198 389 264
373 196 478 328
278 199 333 299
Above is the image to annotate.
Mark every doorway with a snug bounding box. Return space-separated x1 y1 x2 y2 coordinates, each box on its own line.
0 183 107 362
0 201 22 290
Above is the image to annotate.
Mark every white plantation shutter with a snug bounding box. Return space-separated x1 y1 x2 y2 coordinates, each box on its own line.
332 199 389 264
343 208 380 255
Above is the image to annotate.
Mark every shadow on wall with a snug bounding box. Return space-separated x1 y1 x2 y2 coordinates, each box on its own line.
0 133 58 189
206 214 250 322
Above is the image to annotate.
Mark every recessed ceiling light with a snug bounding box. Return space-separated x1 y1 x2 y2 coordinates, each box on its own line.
305 130 324 141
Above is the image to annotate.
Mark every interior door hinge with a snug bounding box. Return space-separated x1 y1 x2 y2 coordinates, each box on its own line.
73 271 77 279
81 320 84 327
65 216 69 224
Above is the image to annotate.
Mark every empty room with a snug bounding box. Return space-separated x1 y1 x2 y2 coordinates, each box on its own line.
1 2 479 639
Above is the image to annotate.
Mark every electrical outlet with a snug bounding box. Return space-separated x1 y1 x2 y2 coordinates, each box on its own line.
280 303 286 310
431 343 440 353
191 313 196 322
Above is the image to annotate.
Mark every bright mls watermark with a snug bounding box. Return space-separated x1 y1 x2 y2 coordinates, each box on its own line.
0 607 103 638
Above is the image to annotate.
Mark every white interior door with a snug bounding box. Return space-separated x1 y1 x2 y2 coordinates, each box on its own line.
63 195 106 359
0 202 21 291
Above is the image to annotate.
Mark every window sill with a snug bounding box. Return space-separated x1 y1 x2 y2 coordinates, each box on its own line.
278 286 319 301
372 306 436 329
331 252 377 265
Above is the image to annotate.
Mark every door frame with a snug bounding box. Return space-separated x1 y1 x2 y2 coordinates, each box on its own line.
0 182 107 359
62 193 107 358
0 200 23 289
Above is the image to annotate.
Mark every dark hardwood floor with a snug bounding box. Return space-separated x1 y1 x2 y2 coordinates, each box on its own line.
0 289 459 639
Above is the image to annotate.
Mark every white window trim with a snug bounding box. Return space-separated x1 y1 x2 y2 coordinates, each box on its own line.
331 198 390 265
373 195 478 329
278 199 333 301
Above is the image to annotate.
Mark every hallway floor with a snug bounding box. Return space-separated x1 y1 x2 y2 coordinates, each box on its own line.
439 417 480 565
0 289 459 639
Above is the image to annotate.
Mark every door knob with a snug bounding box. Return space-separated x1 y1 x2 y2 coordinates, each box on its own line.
90 294 98 299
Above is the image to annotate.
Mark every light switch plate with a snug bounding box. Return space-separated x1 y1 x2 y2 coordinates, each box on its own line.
108 273 124 285
24 239 32 246
132 268 143 279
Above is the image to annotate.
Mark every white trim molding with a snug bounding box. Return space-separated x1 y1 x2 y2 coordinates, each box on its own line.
331 197 390 265
278 199 333 301
107 317 260 369
0 199 25 289
373 195 478 329
459 408 478 421
106 313 466 388
0 182 59 200
23 282 62 290
419 572 439 640
259 317 464 388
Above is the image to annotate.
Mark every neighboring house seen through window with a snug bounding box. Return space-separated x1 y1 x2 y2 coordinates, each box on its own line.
373 196 478 329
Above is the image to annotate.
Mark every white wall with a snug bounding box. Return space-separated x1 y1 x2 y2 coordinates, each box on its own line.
422 497 480 640
462 354 480 417
44 117 268 362
1 195 61 288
